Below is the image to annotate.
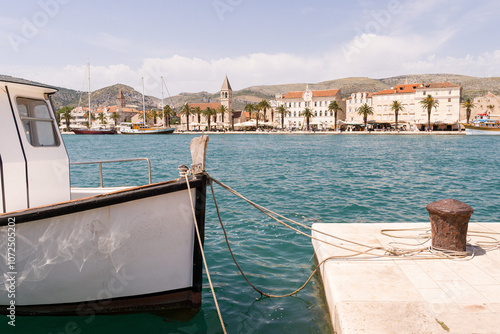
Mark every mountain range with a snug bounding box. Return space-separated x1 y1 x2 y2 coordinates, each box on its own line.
2 73 500 111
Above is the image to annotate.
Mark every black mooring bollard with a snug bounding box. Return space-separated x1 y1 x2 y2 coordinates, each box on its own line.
426 199 474 252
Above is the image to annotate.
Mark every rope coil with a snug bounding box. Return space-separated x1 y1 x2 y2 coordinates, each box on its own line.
207 175 500 297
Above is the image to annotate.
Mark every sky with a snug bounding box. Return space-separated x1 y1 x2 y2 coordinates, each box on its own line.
0 0 499 97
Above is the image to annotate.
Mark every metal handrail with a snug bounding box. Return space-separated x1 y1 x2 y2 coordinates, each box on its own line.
70 158 152 187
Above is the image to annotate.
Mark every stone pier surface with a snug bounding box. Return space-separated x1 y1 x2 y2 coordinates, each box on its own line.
311 223 500 334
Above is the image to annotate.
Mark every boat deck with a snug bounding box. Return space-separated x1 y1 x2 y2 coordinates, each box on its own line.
312 222 500 334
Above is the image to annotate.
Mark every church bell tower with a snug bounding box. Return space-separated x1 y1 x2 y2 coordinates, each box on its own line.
220 75 233 111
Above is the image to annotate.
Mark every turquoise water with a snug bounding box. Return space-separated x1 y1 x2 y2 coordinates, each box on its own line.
4 134 500 333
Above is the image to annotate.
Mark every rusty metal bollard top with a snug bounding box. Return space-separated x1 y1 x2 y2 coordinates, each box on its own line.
426 198 474 216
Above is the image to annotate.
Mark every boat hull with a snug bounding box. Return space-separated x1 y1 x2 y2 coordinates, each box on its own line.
120 127 176 135
0 175 206 315
73 129 116 135
464 125 500 135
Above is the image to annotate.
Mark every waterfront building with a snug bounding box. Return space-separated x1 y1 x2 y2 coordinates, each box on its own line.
414 82 462 131
361 82 462 131
472 92 500 120
179 76 235 130
183 102 221 130
276 86 345 130
371 83 422 130
345 92 373 127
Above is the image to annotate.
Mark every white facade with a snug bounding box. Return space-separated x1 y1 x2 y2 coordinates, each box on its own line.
472 92 500 120
276 86 345 130
414 83 462 130
346 92 373 124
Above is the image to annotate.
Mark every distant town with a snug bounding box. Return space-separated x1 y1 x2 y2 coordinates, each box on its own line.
58 75 500 133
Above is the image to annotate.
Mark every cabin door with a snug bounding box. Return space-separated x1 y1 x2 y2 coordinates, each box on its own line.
0 86 29 212
7 86 70 208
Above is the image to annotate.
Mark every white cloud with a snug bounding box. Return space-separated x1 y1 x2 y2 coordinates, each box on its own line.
3 46 499 99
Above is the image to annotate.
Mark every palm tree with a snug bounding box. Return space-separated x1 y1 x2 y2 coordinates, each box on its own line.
110 112 119 127
193 106 202 130
203 107 217 131
244 103 255 117
58 107 73 131
275 105 289 130
328 101 343 131
218 105 228 128
244 103 256 128
83 109 95 128
149 109 161 125
180 103 192 131
257 100 271 126
164 105 175 127
97 112 107 125
389 101 405 131
356 103 374 130
419 94 439 131
462 98 475 124
301 108 314 131
138 111 149 124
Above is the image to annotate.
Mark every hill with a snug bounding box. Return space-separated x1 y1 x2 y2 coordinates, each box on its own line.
3 73 500 111
63 84 161 111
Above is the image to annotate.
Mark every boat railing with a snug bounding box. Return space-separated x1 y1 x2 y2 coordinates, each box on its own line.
70 158 152 187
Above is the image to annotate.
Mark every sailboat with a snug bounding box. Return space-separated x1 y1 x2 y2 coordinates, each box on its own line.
119 77 176 135
73 62 116 135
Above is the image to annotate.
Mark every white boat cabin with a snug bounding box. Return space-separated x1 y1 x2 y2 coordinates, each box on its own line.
0 80 70 213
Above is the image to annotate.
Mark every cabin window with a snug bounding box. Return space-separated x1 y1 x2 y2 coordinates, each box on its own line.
16 97 60 147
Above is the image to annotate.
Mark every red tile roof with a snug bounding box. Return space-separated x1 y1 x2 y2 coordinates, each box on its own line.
283 91 303 98
313 89 340 97
372 84 423 95
417 82 460 89
188 102 221 110
484 92 497 98
283 89 340 99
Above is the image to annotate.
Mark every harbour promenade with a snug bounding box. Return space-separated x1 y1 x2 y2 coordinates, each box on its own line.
312 222 500 334
175 130 465 135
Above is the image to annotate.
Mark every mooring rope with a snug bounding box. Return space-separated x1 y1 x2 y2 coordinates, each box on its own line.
206 175 500 298
182 169 227 334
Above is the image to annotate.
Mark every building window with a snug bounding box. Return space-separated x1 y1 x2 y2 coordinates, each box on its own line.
448 98 451 102
330 111 333 116
319 110 322 116
17 97 60 147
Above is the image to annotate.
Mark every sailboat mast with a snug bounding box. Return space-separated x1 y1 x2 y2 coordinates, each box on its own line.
88 62 91 127
161 76 164 128
142 77 146 124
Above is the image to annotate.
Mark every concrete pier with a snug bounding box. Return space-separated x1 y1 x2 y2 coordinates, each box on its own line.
312 223 500 334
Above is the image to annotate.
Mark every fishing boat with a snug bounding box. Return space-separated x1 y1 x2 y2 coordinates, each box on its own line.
118 77 176 135
463 113 500 135
0 78 209 315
